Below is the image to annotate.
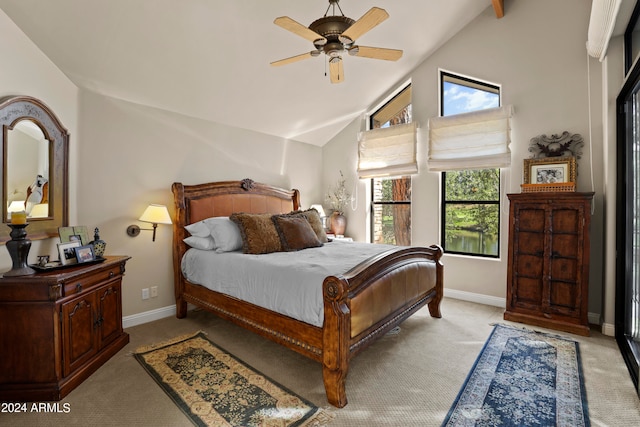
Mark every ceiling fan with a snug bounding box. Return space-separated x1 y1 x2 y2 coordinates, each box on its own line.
271 0 403 84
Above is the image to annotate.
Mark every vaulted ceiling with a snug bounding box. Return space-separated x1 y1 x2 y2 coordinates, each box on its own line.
0 0 501 146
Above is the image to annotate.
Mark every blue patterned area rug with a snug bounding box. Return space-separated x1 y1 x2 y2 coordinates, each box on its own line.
134 331 333 427
442 324 590 426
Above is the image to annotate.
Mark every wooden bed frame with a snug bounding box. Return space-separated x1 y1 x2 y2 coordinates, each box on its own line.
171 178 443 407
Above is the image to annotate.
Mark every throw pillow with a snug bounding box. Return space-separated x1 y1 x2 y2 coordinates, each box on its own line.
230 213 282 254
296 208 328 243
272 215 322 251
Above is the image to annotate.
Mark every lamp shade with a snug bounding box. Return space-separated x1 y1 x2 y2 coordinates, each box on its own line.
310 204 326 217
7 200 25 212
139 204 172 225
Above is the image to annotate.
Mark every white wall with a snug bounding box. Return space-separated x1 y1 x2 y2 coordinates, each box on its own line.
0 5 323 319
77 92 323 317
323 1 607 317
0 9 79 271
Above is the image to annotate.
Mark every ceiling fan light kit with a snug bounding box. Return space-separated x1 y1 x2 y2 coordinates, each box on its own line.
272 0 403 83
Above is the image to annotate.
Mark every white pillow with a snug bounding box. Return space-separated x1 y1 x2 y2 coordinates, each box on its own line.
183 235 216 250
203 217 243 253
184 220 211 238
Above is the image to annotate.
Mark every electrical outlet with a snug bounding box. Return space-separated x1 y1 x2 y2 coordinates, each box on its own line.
142 288 149 300
150 286 158 298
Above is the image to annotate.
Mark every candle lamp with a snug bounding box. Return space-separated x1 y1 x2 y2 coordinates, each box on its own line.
10 210 27 225
3 223 36 277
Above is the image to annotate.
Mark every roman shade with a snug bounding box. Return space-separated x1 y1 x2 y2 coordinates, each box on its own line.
427 105 513 172
357 122 418 179
586 0 622 62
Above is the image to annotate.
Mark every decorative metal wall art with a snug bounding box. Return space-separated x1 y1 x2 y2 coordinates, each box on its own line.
528 131 584 159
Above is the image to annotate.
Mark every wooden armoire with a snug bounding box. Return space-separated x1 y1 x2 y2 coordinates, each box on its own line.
504 192 594 336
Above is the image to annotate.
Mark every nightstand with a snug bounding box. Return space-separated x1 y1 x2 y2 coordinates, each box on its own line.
331 236 353 242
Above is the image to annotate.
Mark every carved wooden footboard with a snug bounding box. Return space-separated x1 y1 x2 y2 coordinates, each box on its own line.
322 245 443 407
171 179 443 408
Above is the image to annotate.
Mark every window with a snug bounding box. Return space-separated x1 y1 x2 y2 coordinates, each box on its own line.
440 72 501 257
370 85 412 245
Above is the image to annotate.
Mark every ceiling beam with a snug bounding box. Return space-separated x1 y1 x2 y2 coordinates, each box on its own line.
492 0 505 19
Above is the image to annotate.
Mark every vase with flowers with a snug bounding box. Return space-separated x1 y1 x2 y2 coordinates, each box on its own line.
325 171 350 236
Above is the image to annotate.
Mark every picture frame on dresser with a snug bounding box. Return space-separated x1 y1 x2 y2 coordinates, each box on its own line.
59 225 90 245
74 245 95 263
58 241 80 265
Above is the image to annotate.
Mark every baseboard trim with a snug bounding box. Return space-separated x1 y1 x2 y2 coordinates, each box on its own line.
123 297 612 335
601 322 615 337
444 288 506 308
445 289 605 333
123 305 176 329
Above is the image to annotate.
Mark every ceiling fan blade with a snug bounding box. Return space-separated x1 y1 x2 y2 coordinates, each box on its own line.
270 51 315 67
329 58 344 84
348 46 403 61
340 7 389 43
274 16 327 45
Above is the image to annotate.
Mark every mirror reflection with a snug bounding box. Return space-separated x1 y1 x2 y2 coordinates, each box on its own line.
6 120 50 222
0 95 69 243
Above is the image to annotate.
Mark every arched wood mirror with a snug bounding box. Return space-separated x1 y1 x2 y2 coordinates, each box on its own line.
0 95 69 243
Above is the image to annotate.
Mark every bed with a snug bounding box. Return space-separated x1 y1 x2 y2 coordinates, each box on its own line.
171 178 444 408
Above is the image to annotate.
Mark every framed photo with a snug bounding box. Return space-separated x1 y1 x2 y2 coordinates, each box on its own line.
74 245 96 263
523 157 576 185
57 241 81 265
59 226 90 245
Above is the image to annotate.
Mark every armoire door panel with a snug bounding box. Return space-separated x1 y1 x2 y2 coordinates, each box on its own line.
516 208 546 230
513 277 543 305
551 208 581 233
549 280 580 313
550 257 578 282
516 253 544 277
516 230 544 254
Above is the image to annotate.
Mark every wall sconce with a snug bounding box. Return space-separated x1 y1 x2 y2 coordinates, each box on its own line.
126 204 172 242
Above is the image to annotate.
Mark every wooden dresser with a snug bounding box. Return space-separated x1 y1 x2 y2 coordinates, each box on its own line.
0 255 130 401
504 192 593 336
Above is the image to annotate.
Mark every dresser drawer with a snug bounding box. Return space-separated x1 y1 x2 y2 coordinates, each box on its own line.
63 264 122 297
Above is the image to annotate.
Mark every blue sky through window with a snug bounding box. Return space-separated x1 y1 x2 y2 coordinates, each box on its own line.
443 82 499 116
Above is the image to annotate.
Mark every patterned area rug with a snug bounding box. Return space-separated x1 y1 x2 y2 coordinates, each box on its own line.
134 332 333 426
442 324 590 426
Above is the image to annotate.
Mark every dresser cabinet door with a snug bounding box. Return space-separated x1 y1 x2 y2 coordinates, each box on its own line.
61 294 98 376
96 280 123 348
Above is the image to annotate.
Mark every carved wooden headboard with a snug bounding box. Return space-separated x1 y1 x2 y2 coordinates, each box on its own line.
171 178 301 271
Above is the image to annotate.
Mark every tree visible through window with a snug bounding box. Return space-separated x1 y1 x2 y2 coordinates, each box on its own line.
370 85 411 245
441 72 501 257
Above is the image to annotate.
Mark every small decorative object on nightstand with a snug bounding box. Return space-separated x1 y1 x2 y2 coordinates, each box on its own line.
90 227 106 257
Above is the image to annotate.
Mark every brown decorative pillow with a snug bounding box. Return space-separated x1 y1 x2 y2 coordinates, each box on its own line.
272 215 322 251
229 213 282 254
295 208 329 243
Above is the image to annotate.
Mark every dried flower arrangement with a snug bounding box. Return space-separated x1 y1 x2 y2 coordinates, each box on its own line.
325 170 351 214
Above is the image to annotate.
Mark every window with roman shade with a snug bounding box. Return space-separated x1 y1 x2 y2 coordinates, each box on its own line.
427 105 513 172
357 121 418 179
